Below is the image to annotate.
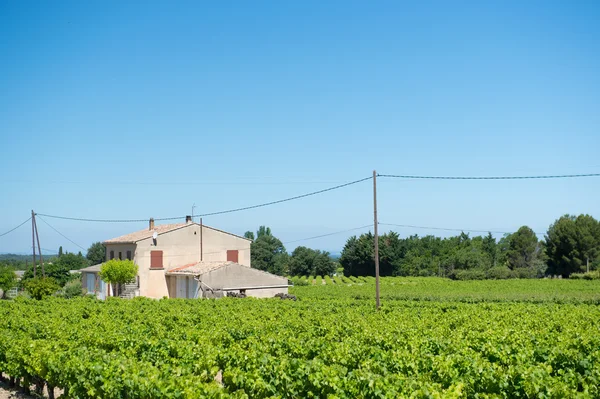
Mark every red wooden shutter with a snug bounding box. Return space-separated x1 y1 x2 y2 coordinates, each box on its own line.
150 251 163 268
227 250 239 263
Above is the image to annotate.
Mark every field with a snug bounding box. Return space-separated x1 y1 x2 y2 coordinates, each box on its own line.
1 278 600 398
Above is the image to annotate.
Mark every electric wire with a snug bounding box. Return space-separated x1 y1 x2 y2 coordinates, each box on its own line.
283 224 373 244
0 217 32 238
379 222 545 236
36 176 373 223
36 215 86 250
378 173 600 180
133 224 374 259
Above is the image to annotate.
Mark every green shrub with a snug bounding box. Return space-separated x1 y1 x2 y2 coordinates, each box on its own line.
583 271 600 280
486 266 514 280
63 280 83 298
0 266 17 298
290 276 308 286
571 271 600 280
513 268 538 279
24 277 60 300
450 269 487 280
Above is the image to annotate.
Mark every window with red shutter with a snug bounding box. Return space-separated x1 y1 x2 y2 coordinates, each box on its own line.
150 250 163 269
227 250 239 263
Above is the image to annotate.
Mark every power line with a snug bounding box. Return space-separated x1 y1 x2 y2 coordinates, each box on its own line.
36 176 373 223
379 222 545 236
0 217 32 238
194 176 373 218
282 225 373 244
36 216 86 250
7 179 348 186
133 224 374 259
378 173 600 180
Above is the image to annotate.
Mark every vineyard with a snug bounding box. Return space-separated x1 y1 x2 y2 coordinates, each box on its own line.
1 278 600 398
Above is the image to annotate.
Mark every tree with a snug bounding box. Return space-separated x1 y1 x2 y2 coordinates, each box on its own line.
256 226 272 238
289 247 336 276
0 266 17 298
546 214 600 277
244 231 255 240
99 259 138 297
340 233 375 276
506 226 539 270
22 253 90 287
250 226 288 275
86 242 106 266
482 232 497 267
24 277 60 300
58 246 63 257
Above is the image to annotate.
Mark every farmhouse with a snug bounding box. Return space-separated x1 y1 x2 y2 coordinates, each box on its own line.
80 216 289 299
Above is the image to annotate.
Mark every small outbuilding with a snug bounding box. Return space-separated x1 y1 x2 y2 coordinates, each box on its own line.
166 261 289 299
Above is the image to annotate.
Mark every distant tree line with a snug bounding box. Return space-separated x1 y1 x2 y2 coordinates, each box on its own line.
339 214 600 279
246 214 600 280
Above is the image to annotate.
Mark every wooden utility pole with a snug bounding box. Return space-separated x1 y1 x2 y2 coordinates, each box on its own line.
373 170 380 309
31 211 45 277
33 213 45 277
31 210 37 278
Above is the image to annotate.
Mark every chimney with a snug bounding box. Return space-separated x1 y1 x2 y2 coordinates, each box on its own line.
149 218 155 230
185 215 192 224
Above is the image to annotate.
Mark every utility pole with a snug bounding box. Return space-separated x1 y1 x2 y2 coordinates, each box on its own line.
200 217 203 261
373 170 380 309
33 212 45 277
32 210 36 278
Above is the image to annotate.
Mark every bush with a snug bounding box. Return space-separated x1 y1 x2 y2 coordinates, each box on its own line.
0 266 17 298
583 271 600 280
24 277 60 300
486 266 514 280
570 271 600 280
513 268 538 279
62 280 83 298
450 269 487 280
290 276 308 286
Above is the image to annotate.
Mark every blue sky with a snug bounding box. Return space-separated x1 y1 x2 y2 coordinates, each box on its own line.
1 0 599 255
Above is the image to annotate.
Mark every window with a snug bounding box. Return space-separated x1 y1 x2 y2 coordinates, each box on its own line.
227 250 239 263
118 252 122 260
86 273 96 293
187 277 198 299
150 250 163 269
110 250 114 260
126 250 132 260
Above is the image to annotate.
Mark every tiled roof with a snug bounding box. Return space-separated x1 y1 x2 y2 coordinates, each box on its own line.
104 223 188 244
80 264 103 273
166 261 241 276
103 223 252 244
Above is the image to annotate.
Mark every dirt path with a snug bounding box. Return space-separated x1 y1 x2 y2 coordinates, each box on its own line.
0 381 60 399
0 383 33 399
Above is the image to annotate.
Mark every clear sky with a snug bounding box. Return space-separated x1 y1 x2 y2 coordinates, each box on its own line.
1 0 599 255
